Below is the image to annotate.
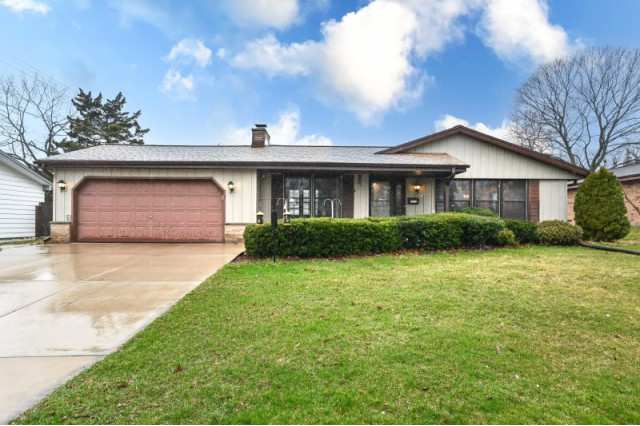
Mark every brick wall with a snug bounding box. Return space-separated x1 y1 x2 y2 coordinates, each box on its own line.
50 222 71 243
568 179 640 225
224 224 246 244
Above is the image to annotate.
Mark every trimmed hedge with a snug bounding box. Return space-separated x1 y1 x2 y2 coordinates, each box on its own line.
243 218 403 258
536 220 583 245
460 207 499 217
244 213 507 258
504 219 540 244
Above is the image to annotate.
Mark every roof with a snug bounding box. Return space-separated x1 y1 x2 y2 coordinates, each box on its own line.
568 161 640 188
37 144 469 173
611 162 640 181
377 125 589 177
0 150 52 188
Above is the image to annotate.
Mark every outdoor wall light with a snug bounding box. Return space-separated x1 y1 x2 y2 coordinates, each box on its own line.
413 184 421 194
57 179 68 191
283 209 292 225
256 211 264 225
228 181 235 193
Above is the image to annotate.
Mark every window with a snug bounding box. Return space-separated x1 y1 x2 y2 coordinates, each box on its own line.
283 175 342 218
435 179 528 219
501 180 527 220
450 180 471 212
284 176 311 217
473 180 499 214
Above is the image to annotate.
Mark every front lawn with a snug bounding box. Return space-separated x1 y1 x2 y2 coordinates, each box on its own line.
591 225 640 251
16 246 639 424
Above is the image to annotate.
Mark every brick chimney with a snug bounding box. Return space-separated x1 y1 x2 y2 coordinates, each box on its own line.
251 124 270 148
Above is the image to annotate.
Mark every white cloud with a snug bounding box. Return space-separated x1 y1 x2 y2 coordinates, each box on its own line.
216 48 228 59
164 39 212 68
225 0 299 30
232 0 426 125
160 70 196 101
231 33 314 77
231 0 577 123
477 0 573 66
221 106 332 146
1 0 50 14
435 114 512 140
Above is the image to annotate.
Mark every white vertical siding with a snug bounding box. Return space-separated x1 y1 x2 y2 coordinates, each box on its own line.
405 178 435 216
353 174 369 218
0 165 45 238
408 134 579 180
52 167 257 224
539 180 568 221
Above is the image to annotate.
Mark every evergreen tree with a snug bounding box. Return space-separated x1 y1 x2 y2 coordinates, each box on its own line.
574 168 630 241
57 89 148 152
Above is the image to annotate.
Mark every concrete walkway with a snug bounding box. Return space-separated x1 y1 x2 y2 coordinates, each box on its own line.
0 243 243 424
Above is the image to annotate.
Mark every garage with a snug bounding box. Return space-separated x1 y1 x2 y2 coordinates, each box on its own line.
75 178 225 242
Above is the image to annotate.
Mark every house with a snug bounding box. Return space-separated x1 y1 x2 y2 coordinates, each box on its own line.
568 162 640 225
37 125 588 243
0 151 52 239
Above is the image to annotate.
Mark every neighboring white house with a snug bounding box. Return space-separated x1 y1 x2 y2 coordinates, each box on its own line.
38 125 589 243
0 151 52 239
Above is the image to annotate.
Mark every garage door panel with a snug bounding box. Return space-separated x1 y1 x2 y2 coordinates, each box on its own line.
76 179 224 242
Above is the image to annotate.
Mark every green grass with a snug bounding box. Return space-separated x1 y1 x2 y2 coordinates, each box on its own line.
15 246 640 424
588 225 640 251
0 238 43 246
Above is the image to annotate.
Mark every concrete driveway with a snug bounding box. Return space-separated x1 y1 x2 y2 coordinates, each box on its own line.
0 242 243 424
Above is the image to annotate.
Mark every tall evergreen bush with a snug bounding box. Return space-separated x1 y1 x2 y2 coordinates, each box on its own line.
574 168 630 241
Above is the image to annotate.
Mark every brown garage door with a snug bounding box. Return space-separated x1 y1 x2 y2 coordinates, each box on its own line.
76 179 224 242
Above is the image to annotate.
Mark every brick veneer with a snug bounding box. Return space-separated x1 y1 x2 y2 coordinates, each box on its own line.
50 222 71 243
224 224 246 244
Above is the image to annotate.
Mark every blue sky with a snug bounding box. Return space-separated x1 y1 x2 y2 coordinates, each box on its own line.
1 0 640 148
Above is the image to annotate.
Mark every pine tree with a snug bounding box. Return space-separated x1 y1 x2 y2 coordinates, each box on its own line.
574 168 630 241
57 89 148 152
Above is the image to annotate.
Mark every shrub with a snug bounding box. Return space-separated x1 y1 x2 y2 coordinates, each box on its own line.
494 228 517 246
504 219 539 244
244 213 507 258
459 207 499 217
244 218 403 258
536 220 583 245
574 168 630 241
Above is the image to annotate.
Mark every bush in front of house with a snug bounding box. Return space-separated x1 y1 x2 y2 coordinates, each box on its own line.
244 213 508 258
536 220 583 245
459 207 499 217
494 228 518 246
243 218 404 258
504 219 540 244
574 168 630 241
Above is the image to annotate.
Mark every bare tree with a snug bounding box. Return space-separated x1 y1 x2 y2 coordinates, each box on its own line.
0 73 70 173
510 46 640 171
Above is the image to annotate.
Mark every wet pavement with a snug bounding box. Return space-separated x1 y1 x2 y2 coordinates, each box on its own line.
0 242 243 424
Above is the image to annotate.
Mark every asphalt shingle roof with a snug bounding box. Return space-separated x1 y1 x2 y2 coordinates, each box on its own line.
38 144 468 171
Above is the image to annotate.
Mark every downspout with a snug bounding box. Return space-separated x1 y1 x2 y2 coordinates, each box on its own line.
444 167 456 212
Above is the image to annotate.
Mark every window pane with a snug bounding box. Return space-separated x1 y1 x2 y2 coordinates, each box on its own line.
501 180 526 220
285 176 311 217
314 176 341 218
450 180 470 212
371 181 392 217
473 180 499 214
435 180 445 213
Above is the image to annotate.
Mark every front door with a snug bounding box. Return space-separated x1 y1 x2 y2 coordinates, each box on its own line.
370 178 405 217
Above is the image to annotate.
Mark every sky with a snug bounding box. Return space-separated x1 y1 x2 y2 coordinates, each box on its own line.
1 0 640 148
